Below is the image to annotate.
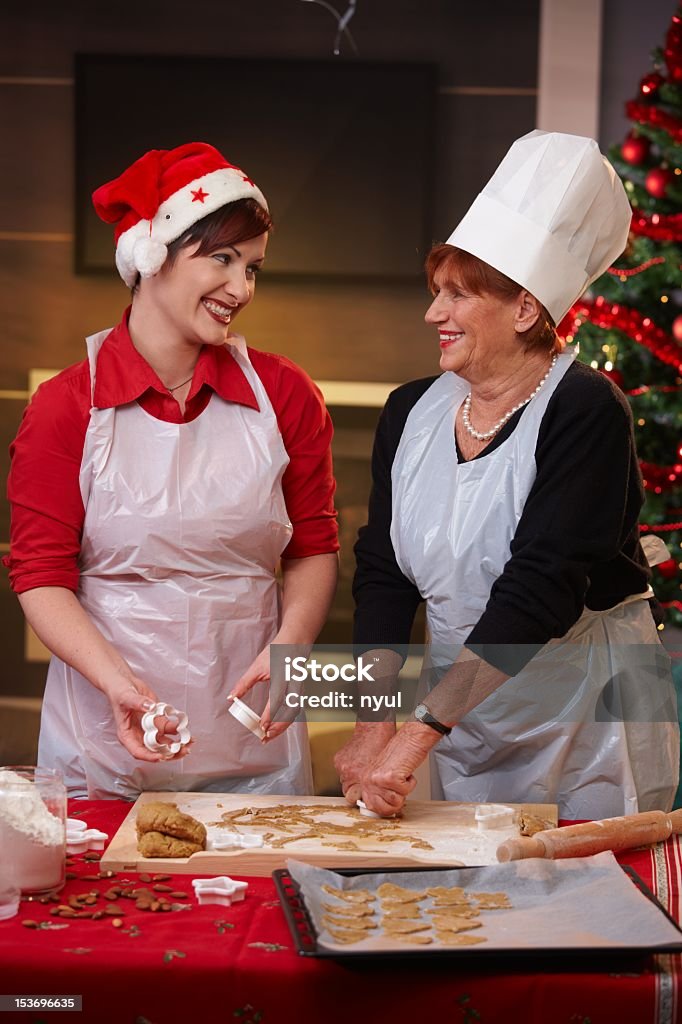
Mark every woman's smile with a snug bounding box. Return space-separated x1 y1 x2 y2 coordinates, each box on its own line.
438 330 463 348
202 297 236 325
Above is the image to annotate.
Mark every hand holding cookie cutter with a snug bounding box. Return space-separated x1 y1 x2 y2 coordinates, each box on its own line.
141 702 191 756
227 696 266 740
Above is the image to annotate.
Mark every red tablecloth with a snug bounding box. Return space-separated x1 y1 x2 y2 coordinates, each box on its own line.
1 801 681 1024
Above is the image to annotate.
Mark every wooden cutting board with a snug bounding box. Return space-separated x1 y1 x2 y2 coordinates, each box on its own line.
100 792 557 877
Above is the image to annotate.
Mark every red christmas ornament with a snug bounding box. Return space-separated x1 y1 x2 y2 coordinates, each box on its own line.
645 167 674 198
640 72 665 96
657 558 679 580
673 315 682 342
600 368 624 388
621 134 650 165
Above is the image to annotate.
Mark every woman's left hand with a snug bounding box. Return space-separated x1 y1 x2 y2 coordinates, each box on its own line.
229 645 293 742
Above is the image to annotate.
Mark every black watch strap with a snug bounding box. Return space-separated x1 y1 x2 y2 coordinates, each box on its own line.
413 703 452 736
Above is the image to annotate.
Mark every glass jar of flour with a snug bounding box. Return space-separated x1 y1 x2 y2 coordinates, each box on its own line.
0 766 66 894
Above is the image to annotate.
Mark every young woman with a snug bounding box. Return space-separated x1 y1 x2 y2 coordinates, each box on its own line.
6 142 338 799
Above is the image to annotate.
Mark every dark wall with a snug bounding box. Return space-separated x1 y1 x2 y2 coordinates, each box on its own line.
0 0 539 696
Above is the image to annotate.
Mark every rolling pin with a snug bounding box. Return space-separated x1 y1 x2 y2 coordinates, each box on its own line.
497 808 682 862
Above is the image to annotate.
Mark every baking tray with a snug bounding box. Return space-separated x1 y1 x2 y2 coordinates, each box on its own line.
272 865 682 962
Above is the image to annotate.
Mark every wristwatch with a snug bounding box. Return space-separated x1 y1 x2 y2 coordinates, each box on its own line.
413 703 452 736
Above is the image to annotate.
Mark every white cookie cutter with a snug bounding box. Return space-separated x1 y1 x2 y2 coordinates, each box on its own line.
227 697 266 740
357 799 396 819
66 828 109 854
141 702 191 756
356 799 380 819
66 817 88 833
210 833 265 851
192 876 248 906
474 803 515 830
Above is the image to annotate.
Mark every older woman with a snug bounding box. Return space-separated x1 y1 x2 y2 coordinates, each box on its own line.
336 130 679 820
6 142 338 799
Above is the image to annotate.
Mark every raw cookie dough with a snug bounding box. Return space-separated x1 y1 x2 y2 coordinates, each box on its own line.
136 800 207 856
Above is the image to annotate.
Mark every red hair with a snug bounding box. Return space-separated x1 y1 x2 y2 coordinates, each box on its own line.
426 244 561 354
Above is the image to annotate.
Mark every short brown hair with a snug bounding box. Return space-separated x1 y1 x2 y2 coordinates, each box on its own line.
425 244 560 354
166 197 273 267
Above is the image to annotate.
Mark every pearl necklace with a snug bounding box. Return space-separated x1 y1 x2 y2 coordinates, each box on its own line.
461 354 558 442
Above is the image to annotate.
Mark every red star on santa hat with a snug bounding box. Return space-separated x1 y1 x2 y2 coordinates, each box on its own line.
240 173 255 187
191 188 209 203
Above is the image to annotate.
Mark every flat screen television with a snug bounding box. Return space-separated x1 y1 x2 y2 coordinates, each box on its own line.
75 55 436 280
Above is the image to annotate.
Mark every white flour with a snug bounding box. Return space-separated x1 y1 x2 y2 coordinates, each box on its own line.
0 769 65 891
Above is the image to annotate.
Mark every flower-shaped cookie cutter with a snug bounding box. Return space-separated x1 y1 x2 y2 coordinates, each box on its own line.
210 833 265 851
227 696 266 740
192 876 249 906
141 702 191 756
66 827 109 855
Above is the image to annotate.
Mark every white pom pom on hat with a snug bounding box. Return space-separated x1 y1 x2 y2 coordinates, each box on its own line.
446 130 632 325
93 142 268 287
131 237 168 279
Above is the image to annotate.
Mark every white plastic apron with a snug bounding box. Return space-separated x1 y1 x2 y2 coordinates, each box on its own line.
391 352 679 818
39 330 313 799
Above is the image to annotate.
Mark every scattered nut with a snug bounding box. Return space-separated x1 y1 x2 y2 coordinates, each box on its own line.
111 918 123 928
22 920 39 929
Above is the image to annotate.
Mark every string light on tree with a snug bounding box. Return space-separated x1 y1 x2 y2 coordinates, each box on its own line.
640 72 665 95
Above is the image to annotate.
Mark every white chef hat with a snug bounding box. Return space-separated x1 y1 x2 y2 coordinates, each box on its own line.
446 130 632 324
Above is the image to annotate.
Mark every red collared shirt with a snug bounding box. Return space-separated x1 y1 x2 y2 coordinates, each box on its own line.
5 313 338 593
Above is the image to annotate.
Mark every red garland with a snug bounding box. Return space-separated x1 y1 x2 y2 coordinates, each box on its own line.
629 210 682 241
627 385 681 395
559 298 682 372
625 99 682 141
640 521 682 533
607 257 666 276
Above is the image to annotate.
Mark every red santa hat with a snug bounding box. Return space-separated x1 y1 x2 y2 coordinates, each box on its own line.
92 142 268 287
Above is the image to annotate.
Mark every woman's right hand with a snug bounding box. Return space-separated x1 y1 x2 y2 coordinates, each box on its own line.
107 678 189 763
334 721 396 805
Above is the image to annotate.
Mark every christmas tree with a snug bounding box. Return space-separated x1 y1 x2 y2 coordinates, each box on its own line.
559 4 682 628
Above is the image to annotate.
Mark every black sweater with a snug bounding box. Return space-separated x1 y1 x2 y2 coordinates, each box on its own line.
352 361 651 671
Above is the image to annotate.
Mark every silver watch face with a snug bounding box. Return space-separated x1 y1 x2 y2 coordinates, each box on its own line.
414 704 427 721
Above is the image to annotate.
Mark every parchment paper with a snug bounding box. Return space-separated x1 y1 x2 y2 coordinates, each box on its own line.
287 852 682 954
